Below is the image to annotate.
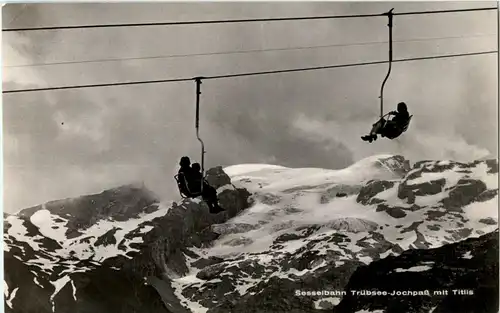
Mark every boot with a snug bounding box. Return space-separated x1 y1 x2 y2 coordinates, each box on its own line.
362 135 375 143
213 203 225 213
208 202 225 214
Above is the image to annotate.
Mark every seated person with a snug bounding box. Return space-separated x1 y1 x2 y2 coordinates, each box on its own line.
361 102 410 143
177 156 195 195
176 156 224 214
187 162 203 194
191 163 225 214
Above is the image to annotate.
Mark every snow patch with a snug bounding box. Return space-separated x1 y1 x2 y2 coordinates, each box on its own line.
217 184 235 193
5 215 42 251
461 251 473 259
34 277 44 288
224 164 289 177
394 265 432 273
463 197 498 221
6 286 19 309
70 279 77 301
314 296 341 309
139 225 154 234
62 204 167 262
379 250 396 259
357 256 373 264
49 276 71 312
30 209 69 243
171 276 209 313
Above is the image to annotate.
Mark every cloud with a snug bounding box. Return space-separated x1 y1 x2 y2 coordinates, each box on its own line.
295 113 493 161
2 2 497 212
3 36 45 88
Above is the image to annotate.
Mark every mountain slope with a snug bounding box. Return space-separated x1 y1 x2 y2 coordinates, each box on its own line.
4 155 498 313
4 169 251 313
333 229 498 313
173 155 498 312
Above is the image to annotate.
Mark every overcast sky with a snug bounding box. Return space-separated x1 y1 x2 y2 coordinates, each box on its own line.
2 2 498 213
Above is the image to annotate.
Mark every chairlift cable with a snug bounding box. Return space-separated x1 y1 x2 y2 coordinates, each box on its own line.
5 33 494 68
3 50 496 94
3 6 495 32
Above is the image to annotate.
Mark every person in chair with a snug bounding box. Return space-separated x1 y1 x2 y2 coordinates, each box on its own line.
191 163 225 214
361 102 410 143
176 157 224 214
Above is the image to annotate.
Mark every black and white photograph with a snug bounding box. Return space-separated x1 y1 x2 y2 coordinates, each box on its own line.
2 2 499 313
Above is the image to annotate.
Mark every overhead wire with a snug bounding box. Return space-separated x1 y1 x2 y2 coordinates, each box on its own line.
4 33 496 68
3 50 497 94
2 7 496 32
392 7 497 16
203 50 497 80
3 6 497 94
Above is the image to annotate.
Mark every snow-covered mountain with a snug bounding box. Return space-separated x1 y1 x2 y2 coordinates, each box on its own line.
4 155 498 313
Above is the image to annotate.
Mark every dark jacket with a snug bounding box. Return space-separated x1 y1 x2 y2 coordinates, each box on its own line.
390 102 410 125
390 109 410 125
178 166 201 194
190 170 203 190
